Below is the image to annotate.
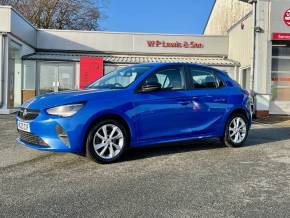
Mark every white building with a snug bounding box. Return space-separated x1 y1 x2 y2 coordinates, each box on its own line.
0 6 237 114
1 0 290 117
205 0 290 117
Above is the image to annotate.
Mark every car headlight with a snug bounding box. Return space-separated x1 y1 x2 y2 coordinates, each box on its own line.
46 103 84 117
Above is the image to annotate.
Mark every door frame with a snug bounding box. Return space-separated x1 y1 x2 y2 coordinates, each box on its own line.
36 61 76 95
7 39 22 108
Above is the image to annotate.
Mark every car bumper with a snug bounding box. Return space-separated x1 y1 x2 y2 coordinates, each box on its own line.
16 111 87 153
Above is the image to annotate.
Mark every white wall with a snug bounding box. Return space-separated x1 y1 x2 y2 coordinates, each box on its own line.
228 13 253 69
0 7 10 32
204 0 252 35
0 6 37 47
37 29 229 56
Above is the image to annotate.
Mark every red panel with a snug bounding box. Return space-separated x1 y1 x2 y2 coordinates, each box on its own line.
80 57 103 89
273 33 290 41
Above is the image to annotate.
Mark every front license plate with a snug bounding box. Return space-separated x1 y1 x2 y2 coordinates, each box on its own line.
17 121 30 132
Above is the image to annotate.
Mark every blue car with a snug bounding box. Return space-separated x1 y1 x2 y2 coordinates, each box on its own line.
16 63 252 163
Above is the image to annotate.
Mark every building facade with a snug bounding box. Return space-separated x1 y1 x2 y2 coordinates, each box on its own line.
204 0 252 35
205 0 290 116
1 1 290 116
0 6 237 114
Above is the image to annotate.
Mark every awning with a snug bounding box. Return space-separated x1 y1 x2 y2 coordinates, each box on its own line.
23 52 238 67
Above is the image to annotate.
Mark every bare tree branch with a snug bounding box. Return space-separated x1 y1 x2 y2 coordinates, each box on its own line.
0 0 104 30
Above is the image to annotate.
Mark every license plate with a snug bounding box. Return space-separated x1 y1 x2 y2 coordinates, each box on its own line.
17 121 30 132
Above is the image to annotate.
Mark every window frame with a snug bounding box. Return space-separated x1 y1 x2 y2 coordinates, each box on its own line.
136 65 188 92
185 65 226 90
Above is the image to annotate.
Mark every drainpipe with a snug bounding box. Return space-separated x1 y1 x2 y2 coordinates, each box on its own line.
0 33 7 108
250 0 257 93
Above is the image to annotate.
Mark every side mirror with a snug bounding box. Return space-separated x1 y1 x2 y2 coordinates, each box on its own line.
140 82 161 92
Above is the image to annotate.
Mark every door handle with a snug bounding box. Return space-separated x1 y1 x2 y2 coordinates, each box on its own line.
214 98 227 103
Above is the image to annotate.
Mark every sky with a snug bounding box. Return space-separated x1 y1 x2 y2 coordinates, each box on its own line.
100 0 215 35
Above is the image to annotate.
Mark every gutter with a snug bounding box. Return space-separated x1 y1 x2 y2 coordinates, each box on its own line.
0 33 7 108
251 0 257 92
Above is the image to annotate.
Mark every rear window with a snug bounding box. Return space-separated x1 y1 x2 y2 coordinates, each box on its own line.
189 67 224 89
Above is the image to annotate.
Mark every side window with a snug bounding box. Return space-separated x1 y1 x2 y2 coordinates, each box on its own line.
144 67 185 90
190 67 223 89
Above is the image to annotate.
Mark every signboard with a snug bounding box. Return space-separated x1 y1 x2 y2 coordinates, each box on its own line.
133 35 228 56
146 40 204 49
271 3 290 33
273 33 290 40
283 8 290 26
80 57 103 89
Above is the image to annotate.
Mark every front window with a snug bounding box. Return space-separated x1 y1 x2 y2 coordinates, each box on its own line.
143 67 185 90
88 66 152 89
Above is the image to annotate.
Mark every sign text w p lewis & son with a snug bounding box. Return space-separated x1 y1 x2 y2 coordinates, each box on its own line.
147 40 204 49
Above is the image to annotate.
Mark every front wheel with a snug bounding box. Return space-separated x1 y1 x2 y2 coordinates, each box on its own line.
222 114 249 147
86 120 128 163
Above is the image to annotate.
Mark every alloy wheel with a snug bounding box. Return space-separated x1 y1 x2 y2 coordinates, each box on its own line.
93 124 124 159
228 117 247 144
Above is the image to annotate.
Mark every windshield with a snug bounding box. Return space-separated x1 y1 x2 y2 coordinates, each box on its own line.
88 65 152 89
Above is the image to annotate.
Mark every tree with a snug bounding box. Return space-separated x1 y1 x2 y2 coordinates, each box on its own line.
0 0 104 30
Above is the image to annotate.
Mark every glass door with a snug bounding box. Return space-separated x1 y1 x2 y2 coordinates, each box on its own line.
58 64 74 91
8 40 22 108
39 63 58 95
270 42 290 114
38 62 75 95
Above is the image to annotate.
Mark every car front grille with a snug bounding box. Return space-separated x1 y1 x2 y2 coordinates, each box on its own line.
17 108 40 121
18 130 49 147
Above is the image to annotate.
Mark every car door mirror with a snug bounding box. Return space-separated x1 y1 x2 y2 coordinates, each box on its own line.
140 82 161 92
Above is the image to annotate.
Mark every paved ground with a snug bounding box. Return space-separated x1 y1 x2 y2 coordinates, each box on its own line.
1 115 290 217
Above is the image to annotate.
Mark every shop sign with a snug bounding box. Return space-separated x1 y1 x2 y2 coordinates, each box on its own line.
283 8 290 26
273 33 290 40
147 40 204 49
80 57 103 89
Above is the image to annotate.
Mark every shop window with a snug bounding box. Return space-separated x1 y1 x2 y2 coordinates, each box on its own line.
272 58 290 72
22 61 36 103
272 45 290 56
241 68 251 91
271 44 290 102
38 62 75 95
23 65 36 89
104 65 126 75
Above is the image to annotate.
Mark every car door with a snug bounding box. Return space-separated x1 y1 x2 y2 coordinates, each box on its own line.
134 65 194 143
185 65 229 137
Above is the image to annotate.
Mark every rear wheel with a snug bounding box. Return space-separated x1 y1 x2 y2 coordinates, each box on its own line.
86 120 128 163
222 114 249 147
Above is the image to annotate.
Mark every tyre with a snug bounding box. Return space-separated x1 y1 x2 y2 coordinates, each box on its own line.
86 120 129 163
222 114 249 147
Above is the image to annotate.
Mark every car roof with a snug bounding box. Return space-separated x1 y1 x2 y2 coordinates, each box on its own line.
131 62 225 74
